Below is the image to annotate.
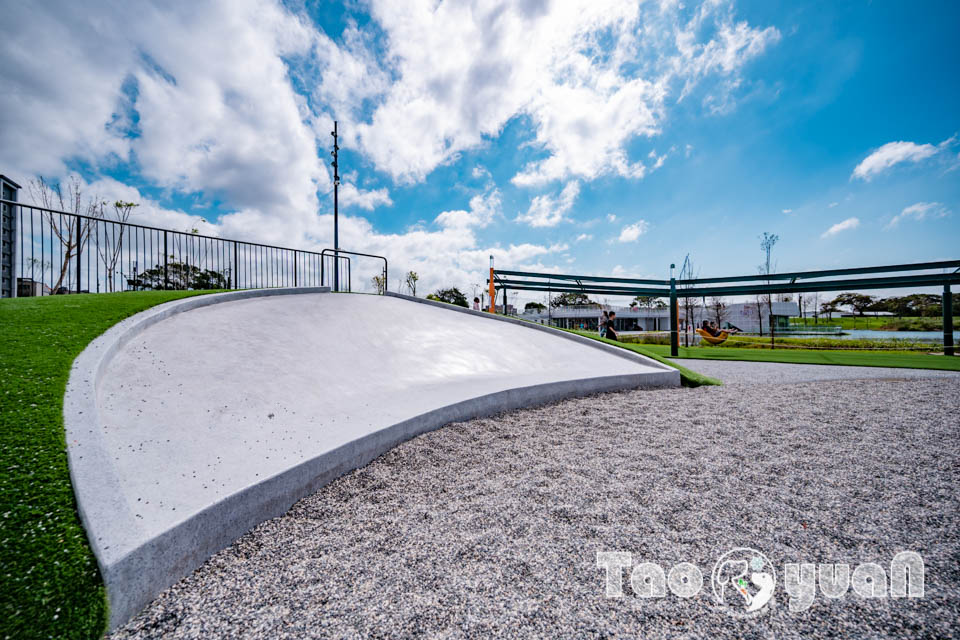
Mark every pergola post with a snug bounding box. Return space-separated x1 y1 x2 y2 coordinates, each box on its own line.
669 263 678 357
945 284 954 356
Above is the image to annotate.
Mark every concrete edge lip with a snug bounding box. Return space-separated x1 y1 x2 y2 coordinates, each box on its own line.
64 288 679 630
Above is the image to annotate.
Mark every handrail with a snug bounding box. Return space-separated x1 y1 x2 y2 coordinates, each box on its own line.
320 248 388 293
675 259 960 285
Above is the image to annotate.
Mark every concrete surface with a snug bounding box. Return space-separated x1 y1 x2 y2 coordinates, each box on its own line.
675 358 960 385
65 289 677 629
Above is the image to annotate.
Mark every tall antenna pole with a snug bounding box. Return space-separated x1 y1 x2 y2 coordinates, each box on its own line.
331 121 340 291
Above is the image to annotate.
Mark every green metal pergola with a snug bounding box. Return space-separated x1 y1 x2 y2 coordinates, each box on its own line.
487 259 960 357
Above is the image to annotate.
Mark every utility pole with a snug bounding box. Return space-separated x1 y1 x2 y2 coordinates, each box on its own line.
331 121 340 291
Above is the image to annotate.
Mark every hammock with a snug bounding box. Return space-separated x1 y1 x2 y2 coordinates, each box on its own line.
696 328 729 345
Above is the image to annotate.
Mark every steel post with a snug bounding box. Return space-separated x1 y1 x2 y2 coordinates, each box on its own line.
945 284 955 357
669 264 678 357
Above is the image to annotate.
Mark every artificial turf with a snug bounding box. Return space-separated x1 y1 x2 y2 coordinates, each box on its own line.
0 290 222 640
565 330 723 387
644 343 960 370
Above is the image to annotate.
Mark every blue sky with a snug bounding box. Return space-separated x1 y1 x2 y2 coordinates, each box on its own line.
1 0 957 300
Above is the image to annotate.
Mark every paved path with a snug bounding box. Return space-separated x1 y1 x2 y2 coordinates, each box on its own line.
674 358 960 385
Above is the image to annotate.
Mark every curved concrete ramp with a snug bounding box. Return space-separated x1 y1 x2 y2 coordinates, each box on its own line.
64 289 678 628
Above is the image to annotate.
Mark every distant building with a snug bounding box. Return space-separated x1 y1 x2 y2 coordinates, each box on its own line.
1 175 20 298
17 278 51 297
520 300 799 334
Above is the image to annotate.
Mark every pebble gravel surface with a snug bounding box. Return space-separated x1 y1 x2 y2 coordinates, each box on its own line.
109 371 960 639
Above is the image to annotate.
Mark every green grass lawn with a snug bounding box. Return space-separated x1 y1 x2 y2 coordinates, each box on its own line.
642 343 960 370
789 315 957 331
0 290 222 640
570 329 959 371
566 330 722 386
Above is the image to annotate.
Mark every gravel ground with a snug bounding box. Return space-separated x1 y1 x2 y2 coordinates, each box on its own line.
676 359 960 386
109 376 960 639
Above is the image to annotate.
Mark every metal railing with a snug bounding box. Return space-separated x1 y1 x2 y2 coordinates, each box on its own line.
491 261 960 357
2 197 375 296
320 248 388 293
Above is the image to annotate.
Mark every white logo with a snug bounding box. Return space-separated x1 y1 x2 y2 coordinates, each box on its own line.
710 548 776 616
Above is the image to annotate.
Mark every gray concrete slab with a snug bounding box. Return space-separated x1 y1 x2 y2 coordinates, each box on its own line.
65 289 678 629
674 357 960 385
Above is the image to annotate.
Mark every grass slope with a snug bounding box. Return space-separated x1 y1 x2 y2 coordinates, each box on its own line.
0 291 221 640
566 330 722 387
639 343 960 370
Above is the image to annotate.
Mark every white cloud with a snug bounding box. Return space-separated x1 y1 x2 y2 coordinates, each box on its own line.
781 208 792 214
820 217 860 238
0 0 328 247
0 0 780 297
828 202 839 208
332 0 780 186
617 220 650 242
338 183 393 210
515 181 580 228
471 165 491 180
885 202 949 229
606 213 618 222
851 136 955 181
434 187 501 229
574 233 593 243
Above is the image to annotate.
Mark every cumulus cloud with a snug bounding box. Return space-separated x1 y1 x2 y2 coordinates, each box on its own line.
338 183 393 210
574 233 593 243
434 187 502 229
617 220 650 242
515 181 580 228
851 136 955 181
885 202 949 229
328 0 779 186
0 0 780 296
820 217 860 238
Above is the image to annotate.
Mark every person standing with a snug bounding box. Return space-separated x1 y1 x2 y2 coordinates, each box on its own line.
605 311 619 341
473 297 481 311
599 310 609 336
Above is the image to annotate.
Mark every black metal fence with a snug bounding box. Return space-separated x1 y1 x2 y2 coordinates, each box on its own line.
1 197 377 296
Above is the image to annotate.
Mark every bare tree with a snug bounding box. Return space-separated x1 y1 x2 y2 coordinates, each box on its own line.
758 232 779 348
678 255 699 346
709 296 728 328
405 270 419 297
25 257 52 285
27 176 99 292
95 200 138 292
372 274 386 294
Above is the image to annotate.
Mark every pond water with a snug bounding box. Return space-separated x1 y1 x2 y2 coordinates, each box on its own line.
837 329 958 342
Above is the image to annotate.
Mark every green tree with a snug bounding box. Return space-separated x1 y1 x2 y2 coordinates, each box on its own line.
127 261 229 290
550 292 595 308
524 301 547 312
831 293 876 316
632 295 666 309
902 293 942 317
372 274 386 295
820 301 839 320
431 287 469 307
